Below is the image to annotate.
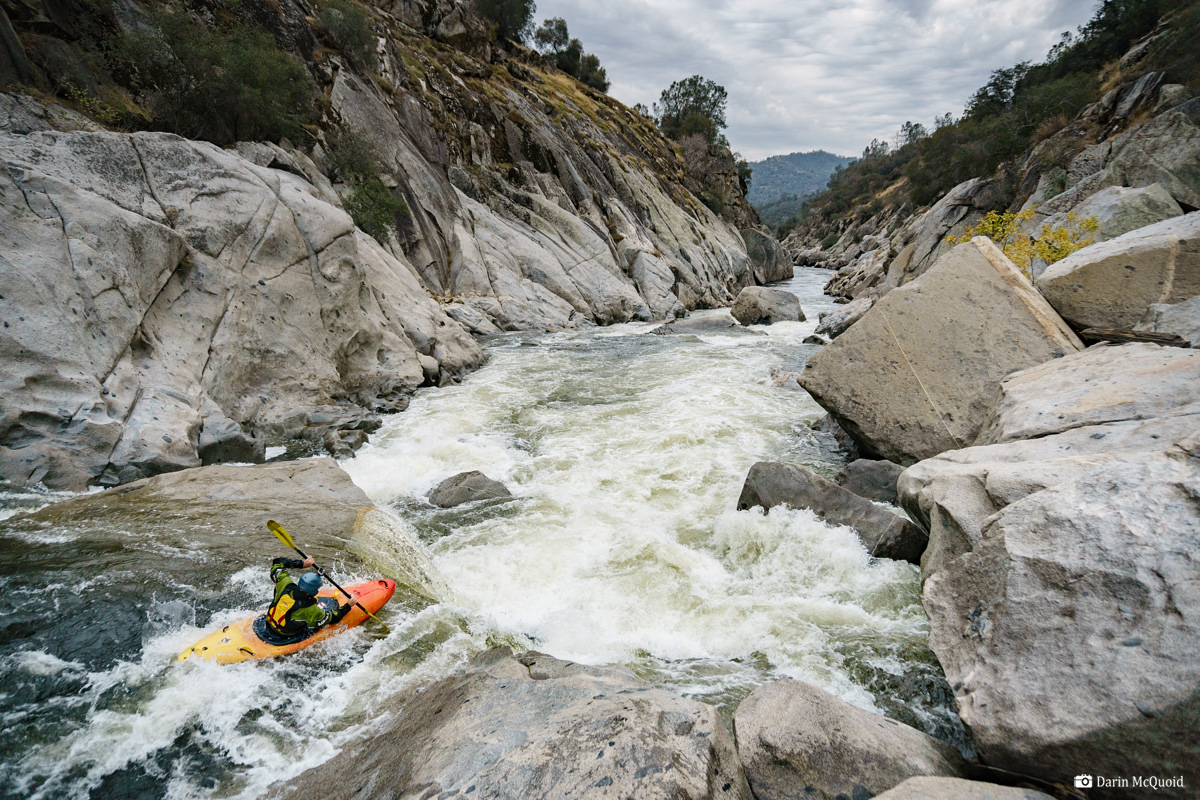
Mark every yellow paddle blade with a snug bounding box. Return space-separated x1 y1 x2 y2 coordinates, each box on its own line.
266 519 296 551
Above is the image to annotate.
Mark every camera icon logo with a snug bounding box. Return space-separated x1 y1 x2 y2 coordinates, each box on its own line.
1075 775 1094 788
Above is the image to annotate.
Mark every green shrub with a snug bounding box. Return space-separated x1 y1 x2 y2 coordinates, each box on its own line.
324 125 380 181
346 175 409 242
821 233 840 249
319 0 377 70
108 8 313 144
324 125 408 243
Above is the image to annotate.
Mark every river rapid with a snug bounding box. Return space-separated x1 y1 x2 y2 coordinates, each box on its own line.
0 269 963 800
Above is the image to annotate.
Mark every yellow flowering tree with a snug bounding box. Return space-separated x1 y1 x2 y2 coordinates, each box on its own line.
946 207 1099 278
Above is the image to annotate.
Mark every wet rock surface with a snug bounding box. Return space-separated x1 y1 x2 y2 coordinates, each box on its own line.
427 470 513 508
738 461 926 563
734 679 968 800
274 647 753 800
837 458 904 504
0 130 482 491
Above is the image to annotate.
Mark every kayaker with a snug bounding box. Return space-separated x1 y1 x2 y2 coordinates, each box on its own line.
265 556 352 639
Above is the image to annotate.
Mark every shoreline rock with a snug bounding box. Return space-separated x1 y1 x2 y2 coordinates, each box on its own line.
799 238 1082 464
734 679 969 800
274 647 753 800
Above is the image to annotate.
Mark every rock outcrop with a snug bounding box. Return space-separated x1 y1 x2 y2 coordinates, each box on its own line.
0 0 787 489
799 238 1082 464
734 679 968 800
8 457 450 603
1036 211 1200 330
275 647 753 800
787 85 1200 307
428 470 512 507
974 343 1200 446
922 434 1200 792
737 461 927 563
730 287 802 326
900 343 1200 578
873 777 1055 800
0 129 482 491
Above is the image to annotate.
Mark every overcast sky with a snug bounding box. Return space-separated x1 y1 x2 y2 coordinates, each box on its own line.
533 0 1099 160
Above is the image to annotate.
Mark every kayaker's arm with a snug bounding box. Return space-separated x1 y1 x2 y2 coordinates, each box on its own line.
270 556 315 583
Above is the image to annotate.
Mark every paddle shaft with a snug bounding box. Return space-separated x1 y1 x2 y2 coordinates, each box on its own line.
268 521 390 631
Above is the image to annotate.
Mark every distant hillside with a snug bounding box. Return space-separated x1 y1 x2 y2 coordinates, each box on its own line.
746 150 855 204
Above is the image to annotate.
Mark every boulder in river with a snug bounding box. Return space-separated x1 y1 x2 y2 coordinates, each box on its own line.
872 777 1055 800
651 313 764 336
922 432 1200 790
274 647 753 800
730 286 803 326
734 679 968 800
798 238 1082 464
1036 211 1200 330
737 461 927 563
428 470 513 508
837 458 904 505
742 228 794 284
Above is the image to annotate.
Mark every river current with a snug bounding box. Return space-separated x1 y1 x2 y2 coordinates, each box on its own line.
0 269 962 799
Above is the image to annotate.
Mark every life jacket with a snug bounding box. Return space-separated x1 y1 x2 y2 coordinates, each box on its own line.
266 582 317 637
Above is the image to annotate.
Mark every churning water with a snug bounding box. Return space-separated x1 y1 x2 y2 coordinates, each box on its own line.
0 269 963 800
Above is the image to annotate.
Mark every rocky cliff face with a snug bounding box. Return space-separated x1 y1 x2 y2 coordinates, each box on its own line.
0 0 771 490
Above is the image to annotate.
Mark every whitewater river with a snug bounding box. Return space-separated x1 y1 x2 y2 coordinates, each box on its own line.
0 269 963 799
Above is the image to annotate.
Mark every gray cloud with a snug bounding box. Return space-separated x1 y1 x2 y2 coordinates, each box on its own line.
534 0 1096 158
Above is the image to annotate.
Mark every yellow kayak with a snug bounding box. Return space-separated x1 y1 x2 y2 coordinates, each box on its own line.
178 579 396 664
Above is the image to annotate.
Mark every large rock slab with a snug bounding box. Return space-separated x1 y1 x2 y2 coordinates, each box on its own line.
0 129 483 490
742 228 793 284
899 414 1199 580
1036 211 1200 330
734 679 968 800
974 343 1200 446
873 777 1055 800
13 458 450 603
1065 183 1182 242
798 238 1082 464
923 434 1200 791
428 470 512 508
737 461 927 563
274 647 753 800
904 343 1200 578
730 286 802 326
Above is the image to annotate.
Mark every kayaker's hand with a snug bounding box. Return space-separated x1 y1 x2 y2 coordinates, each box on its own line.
302 557 315 568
